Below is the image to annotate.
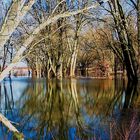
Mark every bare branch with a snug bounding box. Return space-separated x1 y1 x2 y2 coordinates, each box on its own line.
129 0 138 10
0 0 35 48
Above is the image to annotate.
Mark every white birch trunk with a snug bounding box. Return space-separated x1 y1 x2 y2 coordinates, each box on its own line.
36 57 42 78
70 41 78 77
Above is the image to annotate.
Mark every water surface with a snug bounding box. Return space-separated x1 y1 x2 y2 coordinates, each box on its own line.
0 78 139 140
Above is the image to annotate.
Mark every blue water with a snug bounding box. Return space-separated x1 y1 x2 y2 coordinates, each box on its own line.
0 78 139 140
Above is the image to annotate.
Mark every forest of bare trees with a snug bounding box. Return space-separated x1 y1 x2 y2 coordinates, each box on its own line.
0 0 140 81
1 0 140 138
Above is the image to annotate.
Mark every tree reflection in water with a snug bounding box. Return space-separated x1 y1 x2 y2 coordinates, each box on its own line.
111 81 140 140
0 78 140 140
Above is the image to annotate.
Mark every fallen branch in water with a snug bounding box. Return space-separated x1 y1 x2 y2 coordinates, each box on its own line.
0 113 24 139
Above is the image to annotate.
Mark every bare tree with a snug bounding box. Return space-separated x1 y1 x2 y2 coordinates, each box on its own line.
0 0 110 81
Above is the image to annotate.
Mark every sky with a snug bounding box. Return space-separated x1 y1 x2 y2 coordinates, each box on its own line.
16 62 27 67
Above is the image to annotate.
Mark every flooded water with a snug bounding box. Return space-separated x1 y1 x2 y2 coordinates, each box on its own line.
0 78 140 140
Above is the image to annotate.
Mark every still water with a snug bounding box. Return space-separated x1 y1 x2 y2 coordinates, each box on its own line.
0 78 140 140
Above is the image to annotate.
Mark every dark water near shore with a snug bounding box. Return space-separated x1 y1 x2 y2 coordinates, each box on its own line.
0 78 140 140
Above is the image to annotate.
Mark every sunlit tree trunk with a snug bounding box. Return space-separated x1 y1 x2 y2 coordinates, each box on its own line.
70 41 78 77
70 14 83 77
36 57 42 78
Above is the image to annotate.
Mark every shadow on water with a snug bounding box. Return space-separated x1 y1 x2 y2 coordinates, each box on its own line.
0 78 139 139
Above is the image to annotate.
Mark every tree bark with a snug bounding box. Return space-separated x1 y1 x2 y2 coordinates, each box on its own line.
70 41 78 77
109 0 138 81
